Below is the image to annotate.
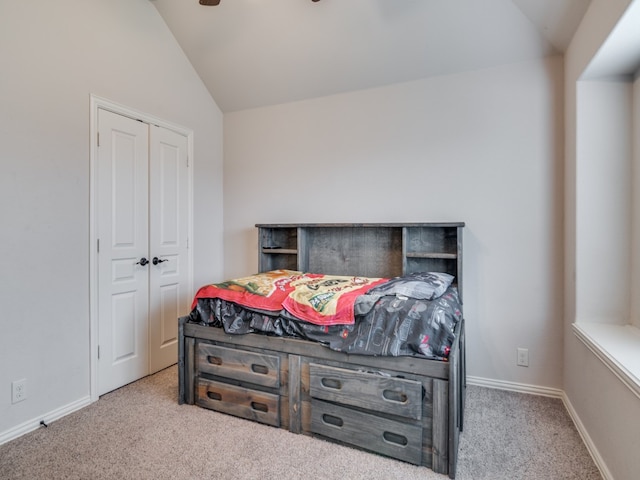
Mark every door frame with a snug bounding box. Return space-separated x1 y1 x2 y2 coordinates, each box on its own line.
89 95 194 402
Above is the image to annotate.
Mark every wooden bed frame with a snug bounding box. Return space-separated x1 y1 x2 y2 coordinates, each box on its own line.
178 223 466 478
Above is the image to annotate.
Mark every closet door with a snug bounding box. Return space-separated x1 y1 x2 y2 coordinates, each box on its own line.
97 109 150 395
97 109 190 395
148 125 189 373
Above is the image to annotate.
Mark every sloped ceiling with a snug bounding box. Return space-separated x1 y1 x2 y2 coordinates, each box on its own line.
151 0 591 112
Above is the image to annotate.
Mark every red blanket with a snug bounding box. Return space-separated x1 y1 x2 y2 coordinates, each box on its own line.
282 274 387 326
192 270 387 326
191 269 303 312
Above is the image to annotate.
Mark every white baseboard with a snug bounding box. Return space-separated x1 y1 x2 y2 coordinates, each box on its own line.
0 395 93 446
467 375 564 398
467 375 610 480
561 392 614 480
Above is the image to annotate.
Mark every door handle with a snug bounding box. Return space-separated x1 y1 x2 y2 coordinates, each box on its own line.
136 257 149 266
152 257 168 265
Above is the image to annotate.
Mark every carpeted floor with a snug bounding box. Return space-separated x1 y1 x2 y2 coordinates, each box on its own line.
0 366 602 480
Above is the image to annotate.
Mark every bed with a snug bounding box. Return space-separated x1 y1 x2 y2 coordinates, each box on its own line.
178 222 466 478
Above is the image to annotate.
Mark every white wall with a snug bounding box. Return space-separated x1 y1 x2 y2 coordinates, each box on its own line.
632 74 640 327
224 57 565 389
575 80 632 324
565 337 640 480
564 1 640 479
0 0 223 437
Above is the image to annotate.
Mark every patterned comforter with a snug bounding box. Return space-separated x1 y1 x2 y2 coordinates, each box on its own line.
189 270 462 360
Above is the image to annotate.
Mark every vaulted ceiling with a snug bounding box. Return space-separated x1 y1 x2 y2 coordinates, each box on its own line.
152 0 591 112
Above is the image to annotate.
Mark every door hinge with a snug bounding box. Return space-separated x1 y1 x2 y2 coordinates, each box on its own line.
97 345 100 359
97 132 100 147
97 238 100 253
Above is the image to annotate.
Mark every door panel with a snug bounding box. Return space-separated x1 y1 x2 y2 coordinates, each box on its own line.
98 109 150 395
149 125 190 373
112 291 138 361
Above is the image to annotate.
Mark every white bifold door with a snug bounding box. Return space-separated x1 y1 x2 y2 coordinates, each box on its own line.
97 108 190 396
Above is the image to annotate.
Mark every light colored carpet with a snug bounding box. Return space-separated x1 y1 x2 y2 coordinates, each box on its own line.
0 366 602 480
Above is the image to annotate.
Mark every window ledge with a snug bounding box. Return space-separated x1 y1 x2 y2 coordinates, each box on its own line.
573 322 640 400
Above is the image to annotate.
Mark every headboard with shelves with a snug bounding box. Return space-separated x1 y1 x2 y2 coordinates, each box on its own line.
257 222 464 299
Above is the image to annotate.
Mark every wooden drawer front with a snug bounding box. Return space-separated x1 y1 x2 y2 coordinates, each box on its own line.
197 378 280 427
311 399 422 465
309 363 422 420
197 342 280 388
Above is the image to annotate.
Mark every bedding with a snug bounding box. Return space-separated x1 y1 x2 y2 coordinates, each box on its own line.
367 271 454 300
191 269 303 312
189 270 462 361
282 273 387 325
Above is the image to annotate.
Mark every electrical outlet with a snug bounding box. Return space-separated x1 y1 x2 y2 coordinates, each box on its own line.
517 348 529 367
12 379 27 404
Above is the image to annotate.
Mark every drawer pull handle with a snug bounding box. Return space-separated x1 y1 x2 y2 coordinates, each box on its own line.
382 389 408 404
320 378 342 390
251 402 269 413
207 355 222 365
321 414 344 428
251 364 269 375
207 391 222 401
383 431 408 447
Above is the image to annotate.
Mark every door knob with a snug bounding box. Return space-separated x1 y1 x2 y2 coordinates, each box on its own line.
136 257 149 266
152 257 168 265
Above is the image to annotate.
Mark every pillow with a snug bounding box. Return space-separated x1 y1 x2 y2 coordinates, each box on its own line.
367 271 454 300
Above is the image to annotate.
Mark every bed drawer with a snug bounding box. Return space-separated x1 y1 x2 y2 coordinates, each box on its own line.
197 342 280 389
309 363 423 420
197 377 281 427
311 399 422 465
